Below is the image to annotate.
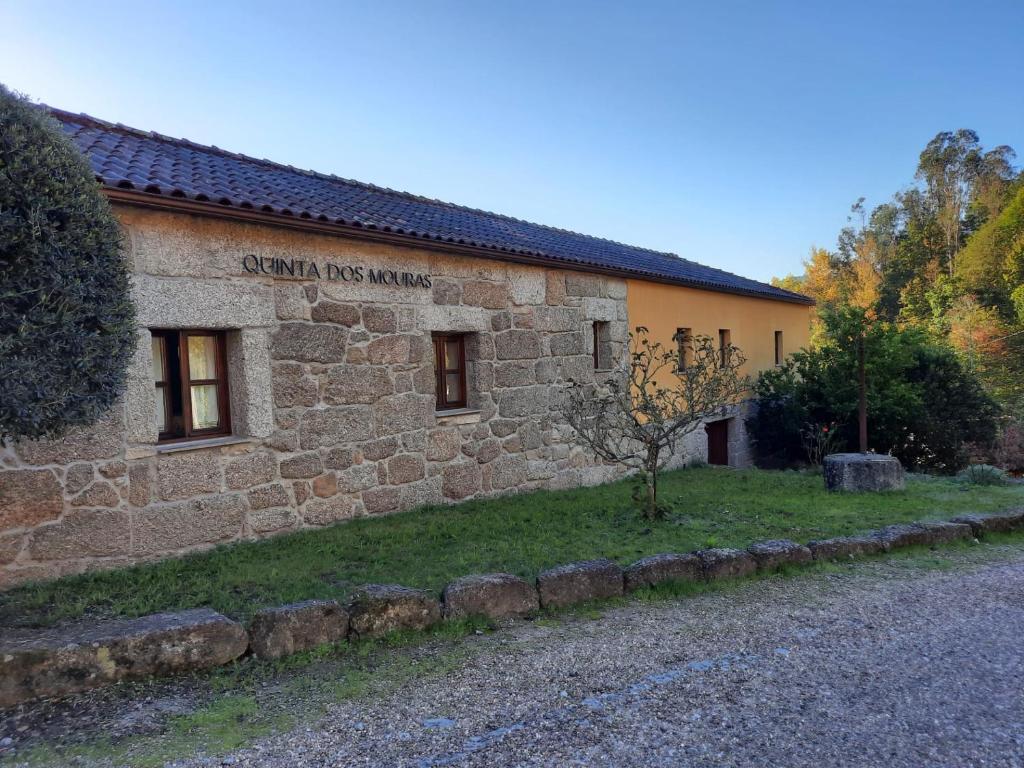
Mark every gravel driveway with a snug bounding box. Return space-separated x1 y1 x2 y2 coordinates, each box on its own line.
166 548 1024 768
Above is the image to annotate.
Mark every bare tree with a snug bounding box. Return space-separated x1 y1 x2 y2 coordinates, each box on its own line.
561 327 750 519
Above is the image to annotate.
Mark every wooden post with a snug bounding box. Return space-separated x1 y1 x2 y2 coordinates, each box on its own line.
858 332 868 453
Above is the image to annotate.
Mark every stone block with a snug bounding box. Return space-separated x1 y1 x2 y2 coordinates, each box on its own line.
489 455 527 490
806 535 886 561
426 430 461 462
0 608 248 708
508 267 546 306
442 573 539 620
494 330 541 360
70 481 121 508
917 520 974 544
98 461 127 479
362 437 399 461
310 300 360 326
870 523 935 551
564 273 601 297
442 461 482 499
324 446 355 470
15 408 123 465
248 600 349 660
432 279 461 305
279 452 323 478
545 270 566 305
337 463 379 493
367 334 412 365
299 406 374 449
224 452 276 490
128 463 154 507
248 507 299 533
28 509 131 560
549 332 585 357
64 464 94 495
388 454 426 485
248 483 290 510
823 453 905 492
303 495 355 526
272 363 318 408
497 385 549 418
274 284 309 321
312 473 338 498
0 469 63 529
623 553 702 592
950 510 1024 537
493 360 537 388
157 452 222 501
373 393 432 436
362 486 400 514
133 495 245 555
272 323 348 363
323 365 394 405
536 559 624 609
0 531 23 566
697 548 757 581
346 584 441 639
746 539 812 571
462 281 509 309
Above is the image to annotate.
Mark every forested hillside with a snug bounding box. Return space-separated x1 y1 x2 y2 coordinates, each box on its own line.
771 130 1023 470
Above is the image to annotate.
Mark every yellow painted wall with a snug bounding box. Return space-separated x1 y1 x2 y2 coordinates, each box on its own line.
626 280 812 384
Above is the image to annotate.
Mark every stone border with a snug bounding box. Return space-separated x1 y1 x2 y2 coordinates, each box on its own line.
2 509 1021 709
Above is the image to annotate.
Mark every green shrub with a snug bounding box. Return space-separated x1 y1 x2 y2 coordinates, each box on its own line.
747 307 999 473
957 464 1009 486
0 85 135 441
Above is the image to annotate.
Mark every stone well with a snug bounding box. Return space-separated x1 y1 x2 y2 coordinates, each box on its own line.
823 453 904 492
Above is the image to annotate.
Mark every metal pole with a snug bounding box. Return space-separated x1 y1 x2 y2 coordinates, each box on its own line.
858 333 867 453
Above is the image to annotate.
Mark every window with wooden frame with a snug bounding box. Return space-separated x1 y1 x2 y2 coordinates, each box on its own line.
433 333 467 411
151 330 231 442
718 329 731 368
774 330 784 366
675 327 693 370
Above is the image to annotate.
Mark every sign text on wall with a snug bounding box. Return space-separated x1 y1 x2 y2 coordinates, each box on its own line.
242 255 432 289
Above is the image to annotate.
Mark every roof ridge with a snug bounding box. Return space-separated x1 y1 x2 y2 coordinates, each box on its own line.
47 106 711 265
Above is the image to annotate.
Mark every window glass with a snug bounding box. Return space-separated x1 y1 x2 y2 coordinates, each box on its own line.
190 384 220 430
188 335 218 380
152 336 166 381
445 373 462 403
444 340 460 371
155 390 167 433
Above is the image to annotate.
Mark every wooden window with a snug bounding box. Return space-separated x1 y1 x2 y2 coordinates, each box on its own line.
675 327 693 370
151 330 231 442
718 329 731 368
774 330 784 366
433 333 467 410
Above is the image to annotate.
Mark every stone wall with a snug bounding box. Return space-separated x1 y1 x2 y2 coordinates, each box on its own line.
0 208 636 588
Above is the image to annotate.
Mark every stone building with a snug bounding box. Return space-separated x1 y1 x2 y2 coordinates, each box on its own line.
0 109 812 587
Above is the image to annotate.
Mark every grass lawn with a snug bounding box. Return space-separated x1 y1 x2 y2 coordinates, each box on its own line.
2 466 1022 628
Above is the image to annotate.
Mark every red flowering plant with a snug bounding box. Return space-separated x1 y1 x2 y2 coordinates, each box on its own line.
801 421 840 467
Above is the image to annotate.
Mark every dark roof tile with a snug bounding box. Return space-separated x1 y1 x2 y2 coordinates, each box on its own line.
50 107 811 305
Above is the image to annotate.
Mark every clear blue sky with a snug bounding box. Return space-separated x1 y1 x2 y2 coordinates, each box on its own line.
3 0 1022 282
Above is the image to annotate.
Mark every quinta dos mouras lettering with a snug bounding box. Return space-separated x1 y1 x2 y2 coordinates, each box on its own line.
242 255 431 288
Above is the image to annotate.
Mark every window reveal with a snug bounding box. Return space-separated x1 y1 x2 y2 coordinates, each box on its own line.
151 330 231 442
433 333 467 410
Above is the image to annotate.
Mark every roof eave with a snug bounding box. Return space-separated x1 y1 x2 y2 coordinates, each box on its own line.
104 188 816 306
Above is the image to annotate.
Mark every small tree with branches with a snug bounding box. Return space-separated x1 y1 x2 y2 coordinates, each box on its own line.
561 327 749 519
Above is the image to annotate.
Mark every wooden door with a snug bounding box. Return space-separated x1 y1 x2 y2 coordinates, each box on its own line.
705 419 729 466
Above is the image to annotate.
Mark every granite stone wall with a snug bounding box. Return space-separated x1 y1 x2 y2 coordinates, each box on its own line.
0 208 639 588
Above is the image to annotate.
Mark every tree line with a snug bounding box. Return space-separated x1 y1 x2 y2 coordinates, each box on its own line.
762 129 1023 472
